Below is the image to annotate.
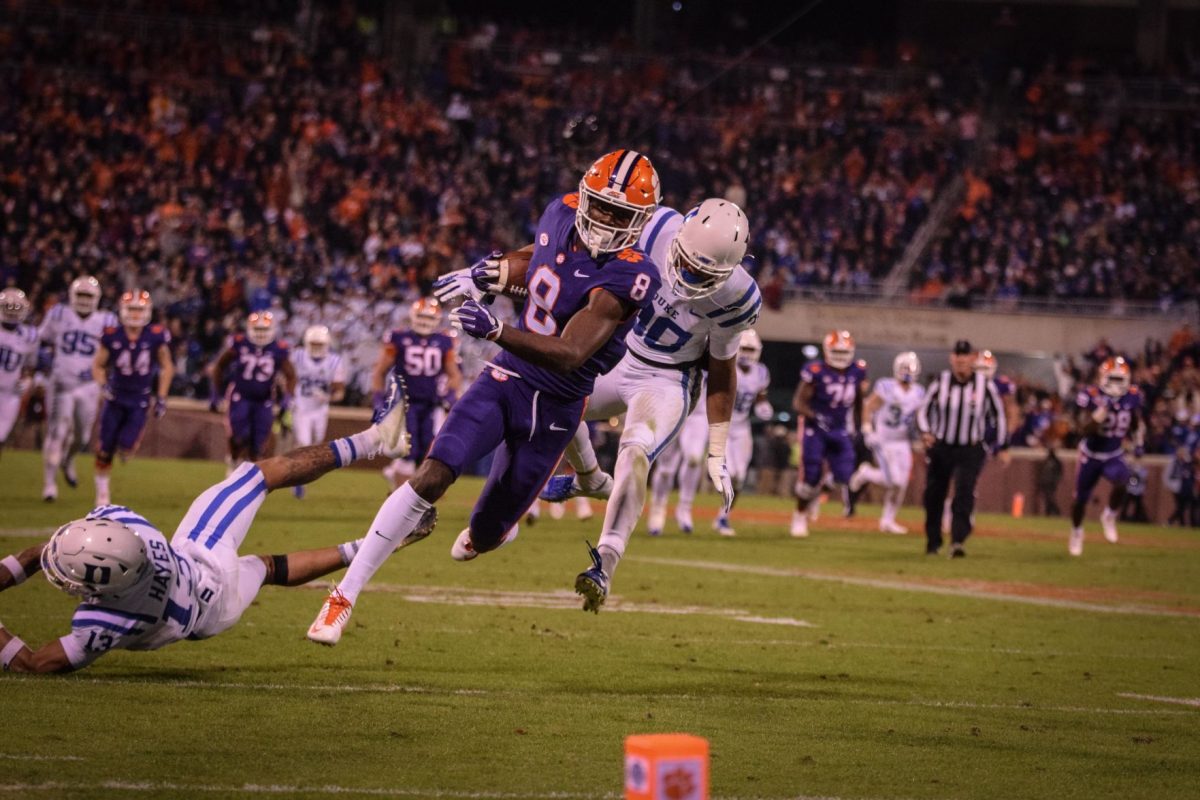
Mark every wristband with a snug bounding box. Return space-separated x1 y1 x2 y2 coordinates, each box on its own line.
1 555 25 585
707 421 729 459
1 636 26 671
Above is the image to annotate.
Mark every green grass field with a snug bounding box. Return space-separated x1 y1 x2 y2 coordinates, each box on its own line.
1 450 1198 800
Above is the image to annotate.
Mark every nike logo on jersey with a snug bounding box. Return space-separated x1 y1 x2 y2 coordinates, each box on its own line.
549 423 569 431
573 270 589 278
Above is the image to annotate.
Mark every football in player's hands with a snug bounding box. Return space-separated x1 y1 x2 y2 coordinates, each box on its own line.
470 249 532 300
1091 406 1108 424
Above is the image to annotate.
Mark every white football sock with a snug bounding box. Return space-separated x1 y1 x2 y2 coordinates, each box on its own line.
328 428 382 467
336 483 431 604
337 538 364 566
596 446 651 576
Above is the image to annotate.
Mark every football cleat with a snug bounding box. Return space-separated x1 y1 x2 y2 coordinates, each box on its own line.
451 523 517 562
1100 508 1119 544
790 510 809 538
538 472 614 503
1068 527 1084 557
879 520 908 535
950 543 967 558
307 588 353 646
373 372 411 459
848 463 868 493
713 515 736 537
396 507 438 551
574 541 609 613
547 501 565 521
675 506 694 535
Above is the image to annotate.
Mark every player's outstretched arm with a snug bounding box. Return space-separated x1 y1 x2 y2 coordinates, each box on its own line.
1 544 44 592
454 289 630 373
0 625 73 674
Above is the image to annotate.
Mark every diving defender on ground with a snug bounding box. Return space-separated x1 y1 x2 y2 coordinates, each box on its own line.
0 380 413 673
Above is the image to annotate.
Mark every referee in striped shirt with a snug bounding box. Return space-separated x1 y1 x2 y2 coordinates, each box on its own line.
916 340 1008 556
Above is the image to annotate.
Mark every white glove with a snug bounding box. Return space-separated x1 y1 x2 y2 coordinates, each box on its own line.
862 428 880 449
707 455 735 514
432 268 483 304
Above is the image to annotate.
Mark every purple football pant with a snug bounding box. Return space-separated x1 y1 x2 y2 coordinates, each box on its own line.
97 397 148 457
407 400 438 465
228 398 274 459
801 426 856 486
428 370 584 550
1074 452 1131 503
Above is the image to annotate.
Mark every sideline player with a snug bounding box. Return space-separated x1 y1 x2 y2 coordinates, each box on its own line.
849 352 924 534
0 379 415 673
646 399 708 536
373 298 461 490
0 289 38 454
791 330 868 537
1069 357 1143 556
91 290 174 507
289 325 347 498
537 198 757 609
715 330 772 536
210 312 297 469
38 276 117 501
307 149 663 643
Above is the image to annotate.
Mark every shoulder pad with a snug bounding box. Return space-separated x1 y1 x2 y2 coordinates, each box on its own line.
561 193 580 209
234 334 245 343
278 340 290 350
1087 386 1099 396
103 326 118 335
1129 385 1140 395
809 363 822 374
150 324 163 334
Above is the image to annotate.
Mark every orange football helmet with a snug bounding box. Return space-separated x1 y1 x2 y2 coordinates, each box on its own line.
1098 356 1131 397
823 330 855 369
118 289 152 328
411 298 441 336
576 149 661 258
973 349 998 379
247 311 276 347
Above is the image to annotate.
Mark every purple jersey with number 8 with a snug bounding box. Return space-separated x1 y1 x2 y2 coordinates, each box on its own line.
493 194 661 400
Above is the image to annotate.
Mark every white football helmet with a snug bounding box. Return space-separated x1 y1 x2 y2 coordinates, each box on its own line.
247 311 277 347
823 330 855 370
0 288 30 325
118 289 153 328
1099 357 1131 397
893 351 921 384
576 149 661 257
668 198 749 300
410 298 441 336
738 329 763 368
69 275 102 316
303 325 331 359
973 350 998 379
41 518 149 599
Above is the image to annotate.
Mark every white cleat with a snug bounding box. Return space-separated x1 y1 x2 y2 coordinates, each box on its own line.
848 464 868 493
675 506 694 534
1099 508 1119 544
374 373 412 459
451 525 518 562
307 588 353 646
790 510 809 538
1068 527 1084 557
547 501 565 520
879 520 908 535
713 515 736 537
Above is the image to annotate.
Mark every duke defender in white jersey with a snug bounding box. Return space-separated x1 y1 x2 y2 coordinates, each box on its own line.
0 377 417 673
289 325 347 498
0 289 38 451
714 330 773 536
540 198 760 611
850 352 926 534
38 276 118 502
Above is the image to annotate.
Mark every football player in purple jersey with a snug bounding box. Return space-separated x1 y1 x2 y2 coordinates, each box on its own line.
308 149 663 646
373 298 462 489
1069 357 1144 556
91 290 174 507
791 330 870 538
210 312 297 469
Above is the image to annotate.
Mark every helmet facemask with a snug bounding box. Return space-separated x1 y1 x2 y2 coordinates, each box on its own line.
119 290 152 329
69 277 101 317
0 289 30 326
247 313 276 347
575 187 651 258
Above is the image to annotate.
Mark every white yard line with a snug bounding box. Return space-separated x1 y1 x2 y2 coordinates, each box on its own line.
632 556 1200 619
0 528 53 539
310 582 815 628
0 754 84 762
1117 693 1200 708
51 677 486 696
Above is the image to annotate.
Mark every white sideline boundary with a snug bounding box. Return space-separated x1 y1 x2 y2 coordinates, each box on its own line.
0 780 914 800
632 556 1200 619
